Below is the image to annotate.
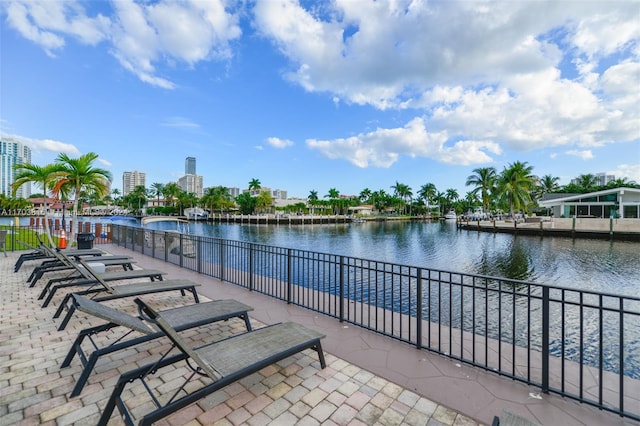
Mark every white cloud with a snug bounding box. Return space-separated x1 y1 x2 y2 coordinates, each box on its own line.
98 158 112 167
566 150 594 160
266 137 294 149
4 0 109 56
255 0 639 166
306 117 500 167
4 0 242 88
611 164 640 184
160 116 201 130
1 133 81 157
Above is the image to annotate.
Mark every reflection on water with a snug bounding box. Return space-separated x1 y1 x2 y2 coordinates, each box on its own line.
186 220 638 296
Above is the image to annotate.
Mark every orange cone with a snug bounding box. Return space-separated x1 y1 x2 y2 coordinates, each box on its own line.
59 229 67 249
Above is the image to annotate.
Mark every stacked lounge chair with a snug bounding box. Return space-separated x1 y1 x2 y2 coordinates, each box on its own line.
50 253 201 330
14 243 327 425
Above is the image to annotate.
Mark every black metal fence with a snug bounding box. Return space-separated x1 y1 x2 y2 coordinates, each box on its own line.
107 224 639 420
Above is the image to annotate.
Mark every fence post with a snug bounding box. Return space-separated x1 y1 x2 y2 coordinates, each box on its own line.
196 237 202 274
179 234 184 268
248 243 253 291
220 239 226 282
416 269 423 349
287 248 292 304
542 285 550 393
339 255 345 323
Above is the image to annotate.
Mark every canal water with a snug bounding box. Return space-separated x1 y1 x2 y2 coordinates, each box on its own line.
184 220 639 297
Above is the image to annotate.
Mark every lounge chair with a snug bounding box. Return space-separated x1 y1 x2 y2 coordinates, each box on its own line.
98 298 326 426
14 241 104 272
39 267 166 307
61 294 253 397
52 254 201 330
28 255 136 287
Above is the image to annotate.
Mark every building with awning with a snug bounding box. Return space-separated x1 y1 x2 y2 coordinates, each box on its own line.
539 187 640 218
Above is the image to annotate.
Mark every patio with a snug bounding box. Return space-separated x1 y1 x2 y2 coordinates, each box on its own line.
0 245 636 425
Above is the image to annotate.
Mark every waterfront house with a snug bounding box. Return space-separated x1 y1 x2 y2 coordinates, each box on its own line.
539 187 640 218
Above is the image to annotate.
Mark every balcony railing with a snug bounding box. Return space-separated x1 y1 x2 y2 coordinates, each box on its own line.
102 224 640 420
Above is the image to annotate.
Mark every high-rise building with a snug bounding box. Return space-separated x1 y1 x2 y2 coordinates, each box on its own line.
0 137 32 198
178 174 203 197
596 173 615 186
185 157 196 175
122 171 146 195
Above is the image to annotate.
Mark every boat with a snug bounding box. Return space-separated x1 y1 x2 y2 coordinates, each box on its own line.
444 210 457 220
184 207 209 221
141 216 196 257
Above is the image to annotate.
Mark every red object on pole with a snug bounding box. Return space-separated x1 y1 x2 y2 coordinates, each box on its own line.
59 229 67 249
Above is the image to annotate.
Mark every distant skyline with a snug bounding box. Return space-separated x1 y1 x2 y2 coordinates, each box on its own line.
1 0 639 199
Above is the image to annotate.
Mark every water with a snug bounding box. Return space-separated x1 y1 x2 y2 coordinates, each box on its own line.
4 216 637 294
183 220 640 296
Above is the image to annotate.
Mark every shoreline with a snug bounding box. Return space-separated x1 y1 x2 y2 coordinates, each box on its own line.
456 217 640 242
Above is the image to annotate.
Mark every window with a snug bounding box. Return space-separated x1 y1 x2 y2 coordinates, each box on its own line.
623 205 639 219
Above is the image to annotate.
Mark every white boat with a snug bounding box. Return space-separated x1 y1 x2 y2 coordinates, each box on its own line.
184 207 209 221
444 210 457 220
141 216 196 257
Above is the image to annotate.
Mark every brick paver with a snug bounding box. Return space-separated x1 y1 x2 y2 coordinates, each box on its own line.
0 250 478 425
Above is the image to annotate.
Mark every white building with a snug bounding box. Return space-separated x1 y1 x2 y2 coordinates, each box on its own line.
0 138 32 198
539 187 640 219
122 171 146 195
178 174 204 198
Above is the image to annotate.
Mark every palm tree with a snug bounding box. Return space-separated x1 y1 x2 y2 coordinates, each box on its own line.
535 174 560 202
466 167 497 214
391 182 412 215
54 152 112 245
308 190 319 215
11 163 66 246
418 183 437 208
150 182 165 209
575 174 599 192
325 188 340 214
497 161 536 218
248 178 261 191
359 188 372 203
162 182 182 208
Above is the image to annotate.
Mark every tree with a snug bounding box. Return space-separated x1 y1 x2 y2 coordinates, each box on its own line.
536 174 560 200
497 161 536 218
162 182 182 207
574 174 599 192
235 192 257 214
325 188 340 214
418 183 437 208
391 181 413 215
466 167 497 213
359 188 372 203
201 186 234 213
256 191 274 213
11 163 66 246
248 178 261 191
54 152 112 245
308 190 319 215
150 182 165 208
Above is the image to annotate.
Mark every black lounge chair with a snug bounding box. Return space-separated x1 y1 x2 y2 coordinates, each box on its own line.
39 267 166 307
51 254 200 330
27 254 135 286
98 298 326 426
14 241 104 272
62 294 253 397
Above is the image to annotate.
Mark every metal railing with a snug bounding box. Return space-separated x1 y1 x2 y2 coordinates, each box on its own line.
108 224 639 420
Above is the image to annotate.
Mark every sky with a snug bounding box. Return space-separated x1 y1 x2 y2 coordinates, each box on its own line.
1 0 639 200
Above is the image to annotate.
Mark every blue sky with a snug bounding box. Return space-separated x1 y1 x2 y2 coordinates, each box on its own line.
1 0 639 199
